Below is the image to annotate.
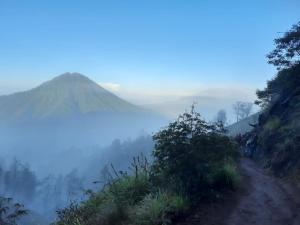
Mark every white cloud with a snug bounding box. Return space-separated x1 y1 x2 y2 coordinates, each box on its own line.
98 82 121 92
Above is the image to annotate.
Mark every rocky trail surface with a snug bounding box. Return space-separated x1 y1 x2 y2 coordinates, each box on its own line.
177 158 300 225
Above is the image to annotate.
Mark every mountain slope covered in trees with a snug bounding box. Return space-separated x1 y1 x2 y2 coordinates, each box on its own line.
247 22 300 178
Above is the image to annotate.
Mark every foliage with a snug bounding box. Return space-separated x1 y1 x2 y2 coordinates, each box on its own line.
256 64 300 108
56 202 85 225
212 163 240 190
55 108 240 225
151 106 239 200
130 191 188 225
256 22 300 108
0 197 28 225
267 22 300 70
252 21 300 178
56 156 152 225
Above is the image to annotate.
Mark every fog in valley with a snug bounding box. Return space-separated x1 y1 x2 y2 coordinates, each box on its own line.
0 69 263 225
0 73 165 224
0 72 257 224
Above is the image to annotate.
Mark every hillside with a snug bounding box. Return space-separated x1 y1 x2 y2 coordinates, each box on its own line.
226 112 260 136
246 22 300 178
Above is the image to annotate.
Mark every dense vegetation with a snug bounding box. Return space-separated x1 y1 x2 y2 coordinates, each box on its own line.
56 107 240 225
251 22 300 178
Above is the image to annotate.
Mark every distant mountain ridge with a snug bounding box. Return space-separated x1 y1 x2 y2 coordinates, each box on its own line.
0 72 142 121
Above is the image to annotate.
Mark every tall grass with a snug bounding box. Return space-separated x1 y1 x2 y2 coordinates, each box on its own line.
130 191 188 225
212 163 241 190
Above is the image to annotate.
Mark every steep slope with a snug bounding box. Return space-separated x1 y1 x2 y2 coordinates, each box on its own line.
249 22 300 178
0 72 141 122
252 80 300 177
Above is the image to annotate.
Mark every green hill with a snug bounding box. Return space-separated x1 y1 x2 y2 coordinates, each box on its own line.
0 72 141 121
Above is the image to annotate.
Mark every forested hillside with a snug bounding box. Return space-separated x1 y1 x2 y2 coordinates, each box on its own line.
248 22 300 178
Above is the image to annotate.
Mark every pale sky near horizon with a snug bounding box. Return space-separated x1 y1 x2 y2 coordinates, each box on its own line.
0 0 300 104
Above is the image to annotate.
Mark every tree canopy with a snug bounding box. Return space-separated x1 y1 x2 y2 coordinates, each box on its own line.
267 22 300 70
152 106 239 198
256 21 300 108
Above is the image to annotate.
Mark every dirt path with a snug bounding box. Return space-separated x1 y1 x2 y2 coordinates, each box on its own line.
176 158 300 225
226 158 300 225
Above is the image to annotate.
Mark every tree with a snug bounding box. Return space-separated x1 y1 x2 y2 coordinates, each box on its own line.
65 170 84 201
233 101 253 122
267 22 300 70
216 109 227 125
2 160 37 201
19 164 37 201
256 21 300 108
152 106 239 198
0 197 27 225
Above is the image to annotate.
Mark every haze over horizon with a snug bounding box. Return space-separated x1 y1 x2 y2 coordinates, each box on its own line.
0 72 258 122
1 0 300 106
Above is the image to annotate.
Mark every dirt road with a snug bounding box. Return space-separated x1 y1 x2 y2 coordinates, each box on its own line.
177 158 300 225
226 158 300 225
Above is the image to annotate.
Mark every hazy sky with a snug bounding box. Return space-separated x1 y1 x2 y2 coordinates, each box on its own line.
0 0 299 103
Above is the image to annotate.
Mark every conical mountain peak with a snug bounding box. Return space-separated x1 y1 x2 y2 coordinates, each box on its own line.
51 72 93 82
0 73 141 120
42 72 100 88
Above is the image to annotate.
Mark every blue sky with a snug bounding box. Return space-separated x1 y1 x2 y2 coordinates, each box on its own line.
0 0 299 104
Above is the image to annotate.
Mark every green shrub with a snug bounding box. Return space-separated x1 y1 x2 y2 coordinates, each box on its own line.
212 163 241 190
56 202 86 225
151 106 239 200
56 159 151 225
107 171 151 207
130 191 188 225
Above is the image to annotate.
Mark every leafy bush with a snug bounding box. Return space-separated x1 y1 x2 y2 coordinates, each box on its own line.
130 191 188 225
151 106 239 200
56 203 85 225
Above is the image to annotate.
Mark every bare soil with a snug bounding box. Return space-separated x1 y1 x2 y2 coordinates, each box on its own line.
176 158 300 225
